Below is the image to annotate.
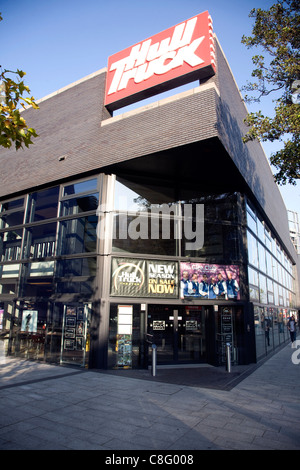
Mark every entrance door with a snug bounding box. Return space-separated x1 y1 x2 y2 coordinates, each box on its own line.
148 305 206 364
178 306 206 362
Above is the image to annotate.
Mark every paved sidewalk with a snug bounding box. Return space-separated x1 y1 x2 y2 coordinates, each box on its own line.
0 342 299 450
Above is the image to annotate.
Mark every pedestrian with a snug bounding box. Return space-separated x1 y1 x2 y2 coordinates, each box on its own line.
288 314 296 344
264 317 271 346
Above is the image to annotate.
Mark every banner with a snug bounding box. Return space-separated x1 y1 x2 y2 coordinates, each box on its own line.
180 262 240 300
111 258 178 298
21 310 38 333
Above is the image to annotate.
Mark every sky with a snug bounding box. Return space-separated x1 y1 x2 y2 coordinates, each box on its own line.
1 0 299 215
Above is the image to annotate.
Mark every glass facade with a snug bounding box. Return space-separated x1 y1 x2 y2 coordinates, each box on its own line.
0 174 297 369
112 178 242 263
0 177 99 367
246 202 296 360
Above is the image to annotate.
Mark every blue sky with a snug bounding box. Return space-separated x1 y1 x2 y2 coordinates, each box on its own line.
1 0 299 213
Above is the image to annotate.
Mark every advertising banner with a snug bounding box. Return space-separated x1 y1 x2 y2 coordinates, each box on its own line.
111 258 178 298
180 262 240 300
21 310 38 333
105 11 215 111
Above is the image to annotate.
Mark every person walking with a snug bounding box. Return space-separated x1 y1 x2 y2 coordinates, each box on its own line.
288 314 296 344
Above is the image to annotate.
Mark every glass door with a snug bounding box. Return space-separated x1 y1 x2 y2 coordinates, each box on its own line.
178 306 206 362
148 305 206 364
148 306 175 364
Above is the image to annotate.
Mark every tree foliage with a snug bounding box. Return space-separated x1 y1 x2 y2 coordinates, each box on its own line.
241 0 300 185
0 13 39 150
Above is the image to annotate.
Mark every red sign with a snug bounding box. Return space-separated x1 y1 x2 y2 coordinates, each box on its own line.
105 11 215 111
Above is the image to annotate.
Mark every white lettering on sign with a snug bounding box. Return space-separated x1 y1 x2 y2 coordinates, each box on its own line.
108 17 206 95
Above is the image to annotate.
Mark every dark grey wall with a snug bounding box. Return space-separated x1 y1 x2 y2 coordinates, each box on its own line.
0 71 219 197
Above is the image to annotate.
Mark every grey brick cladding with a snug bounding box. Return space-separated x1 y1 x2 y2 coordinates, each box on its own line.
0 72 218 199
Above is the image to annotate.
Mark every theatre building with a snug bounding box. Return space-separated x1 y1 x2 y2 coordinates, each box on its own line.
0 12 299 371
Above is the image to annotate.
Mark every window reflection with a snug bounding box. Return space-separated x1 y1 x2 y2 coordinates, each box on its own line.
0 229 23 261
0 210 24 229
112 213 177 256
246 200 295 314
23 223 57 259
60 193 99 216
63 178 98 197
247 230 258 268
56 257 96 277
26 187 59 222
58 216 97 255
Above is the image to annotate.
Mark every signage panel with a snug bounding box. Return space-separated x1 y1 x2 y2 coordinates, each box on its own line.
105 11 215 111
111 258 178 298
180 262 240 300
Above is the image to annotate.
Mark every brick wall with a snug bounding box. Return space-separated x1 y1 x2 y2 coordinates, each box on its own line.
0 70 219 198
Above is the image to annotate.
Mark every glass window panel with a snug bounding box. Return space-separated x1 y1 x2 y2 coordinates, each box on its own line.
265 229 272 251
56 257 97 277
0 198 24 212
0 283 16 295
274 283 279 305
56 280 94 294
246 210 257 234
0 210 24 229
268 291 274 304
0 264 20 278
114 177 177 212
247 230 258 267
213 195 238 223
277 245 283 264
26 187 59 222
258 242 266 273
21 278 54 297
259 273 267 303
183 221 223 259
23 222 57 259
271 238 277 256
58 216 97 255
0 229 23 261
272 258 278 282
246 203 256 220
250 285 259 301
114 179 146 212
267 278 274 293
60 193 99 216
112 213 177 256
277 263 282 284
265 251 273 277
248 266 258 286
63 178 98 197
257 219 265 243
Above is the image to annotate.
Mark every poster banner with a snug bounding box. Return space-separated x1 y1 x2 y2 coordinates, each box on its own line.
21 310 38 333
180 262 240 300
111 258 178 298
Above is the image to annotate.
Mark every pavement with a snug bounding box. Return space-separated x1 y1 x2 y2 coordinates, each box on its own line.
0 341 299 451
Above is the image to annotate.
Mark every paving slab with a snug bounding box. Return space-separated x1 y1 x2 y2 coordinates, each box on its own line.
0 342 299 451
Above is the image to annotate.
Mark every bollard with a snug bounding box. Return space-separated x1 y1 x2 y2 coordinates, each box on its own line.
225 343 231 372
151 344 157 377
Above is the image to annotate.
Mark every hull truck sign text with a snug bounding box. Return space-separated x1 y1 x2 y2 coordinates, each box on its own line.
105 11 215 111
